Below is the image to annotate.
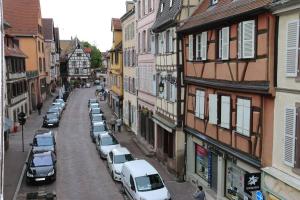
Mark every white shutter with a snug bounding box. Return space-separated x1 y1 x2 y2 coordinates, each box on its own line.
201 32 207 60
242 20 255 58
209 94 218 124
238 22 242 58
163 80 167 99
222 27 229 60
284 107 296 167
199 91 205 119
171 84 176 102
189 35 193 60
219 29 222 59
286 20 299 77
236 98 244 134
195 91 200 117
221 96 230 129
243 99 251 136
151 35 155 55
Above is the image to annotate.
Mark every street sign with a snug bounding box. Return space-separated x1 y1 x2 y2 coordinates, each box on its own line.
244 173 261 194
256 191 263 200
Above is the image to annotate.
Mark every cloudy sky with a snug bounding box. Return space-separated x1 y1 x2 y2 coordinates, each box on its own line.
40 0 127 52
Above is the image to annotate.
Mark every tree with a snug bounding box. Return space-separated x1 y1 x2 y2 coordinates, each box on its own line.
82 42 103 69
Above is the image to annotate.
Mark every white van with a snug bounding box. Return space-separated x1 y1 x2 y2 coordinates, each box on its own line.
121 160 171 200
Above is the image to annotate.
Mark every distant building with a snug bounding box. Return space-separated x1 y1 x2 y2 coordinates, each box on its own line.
60 37 91 83
42 18 60 93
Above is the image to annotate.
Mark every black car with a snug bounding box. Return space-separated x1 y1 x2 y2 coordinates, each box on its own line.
26 151 56 184
31 129 56 154
43 113 59 128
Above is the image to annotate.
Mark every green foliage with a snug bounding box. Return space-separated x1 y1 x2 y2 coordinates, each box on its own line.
82 41 103 69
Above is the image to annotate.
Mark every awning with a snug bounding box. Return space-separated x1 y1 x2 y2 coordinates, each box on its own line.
4 118 13 132
152 114 176 133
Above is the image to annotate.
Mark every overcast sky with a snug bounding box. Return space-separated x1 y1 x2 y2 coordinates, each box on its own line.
40 0 127 52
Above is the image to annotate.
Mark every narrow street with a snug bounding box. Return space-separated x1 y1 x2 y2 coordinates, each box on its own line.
17 87 124 200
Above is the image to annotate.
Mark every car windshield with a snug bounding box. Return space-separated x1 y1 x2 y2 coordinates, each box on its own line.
92 115 103 121
56 99 64 103
46 114 57 119
101 136 118 146
113 154 134 164
91 104 99 108
35 137 53 146
49 108 59 112
32 154 53 167
92 108 100 114
93 125 106 132
89 99 97 103
135 174 164 192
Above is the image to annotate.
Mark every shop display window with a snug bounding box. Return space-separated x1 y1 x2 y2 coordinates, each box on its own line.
195 144 208 181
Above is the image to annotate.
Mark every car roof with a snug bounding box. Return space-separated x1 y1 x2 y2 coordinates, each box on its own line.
123 160 158 178
89 99 97 101
33 151 52 157
93 121 105 125
111 147 130 156
35 129 53 137
91 107 100 110
92 113 103 116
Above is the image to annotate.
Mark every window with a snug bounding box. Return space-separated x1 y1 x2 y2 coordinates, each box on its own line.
195 90 205 119
142 0 145 15
219 27 230 60
160 3 164 13
42 42 44 53
147 29 151 52
211 0 218 5
39 57 42 72
195 144 208 181
201 32 207 60
170 0 173 7
166 30 170 53
148 0 152 12
143 30 146 52
74 68 79 74
83 61 87 66
209 94 218 124
196 34 201 60
220 96 230 129
138 1 141 18
38 41 41 52
72 61 76 67
155 34 159 54
77 53 82 57
138 33 141 53
188 35 193 60
115 51 118 64
169 30 173 52
238 20 255 59
285 20 299 77
236 98 251 136
43 58 46 72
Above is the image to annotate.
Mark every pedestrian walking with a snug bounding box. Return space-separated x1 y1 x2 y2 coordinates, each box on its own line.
116 118 122 132
193 186 206 200
110 117 116 132
36 102 43 115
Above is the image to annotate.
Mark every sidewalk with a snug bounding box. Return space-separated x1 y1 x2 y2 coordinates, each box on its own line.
4 91 58 200
100 100 216 200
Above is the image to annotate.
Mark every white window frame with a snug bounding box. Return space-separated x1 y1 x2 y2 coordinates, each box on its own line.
236 98 251 137
221 27 230 60
195 90 205 119
238 20 255 59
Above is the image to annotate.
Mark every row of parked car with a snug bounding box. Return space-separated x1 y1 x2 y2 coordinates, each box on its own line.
25 92 70 184
88 98 172 200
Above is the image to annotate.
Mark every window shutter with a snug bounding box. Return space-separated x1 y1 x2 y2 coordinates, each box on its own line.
151 35 155 55
284 107 296 167
236 98 244 134
219 30 222 59
201 32 207 60
221 96 230 129
188 35 193 60
238 23 242 58
242 20 255 58
195 91 200 117
243 99 251 136
163 80 167 99
286 20 299 77
222 27 229 60
209 94 218 124
199 91 205 119
169 30 173 52
172 84 176 102
196 34 201 60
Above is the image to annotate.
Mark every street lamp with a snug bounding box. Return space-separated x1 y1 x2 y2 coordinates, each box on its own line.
17 112 26 152
159 81 164 93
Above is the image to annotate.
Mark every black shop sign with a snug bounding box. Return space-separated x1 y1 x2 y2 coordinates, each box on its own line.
244 173 261 194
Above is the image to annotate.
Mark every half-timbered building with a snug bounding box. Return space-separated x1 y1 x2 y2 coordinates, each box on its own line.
151 0 200 179
177 0 275 199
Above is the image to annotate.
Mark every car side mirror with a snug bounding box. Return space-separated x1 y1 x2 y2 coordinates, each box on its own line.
131 184 135 192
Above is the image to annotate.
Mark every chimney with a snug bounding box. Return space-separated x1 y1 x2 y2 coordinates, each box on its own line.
126 1 134 12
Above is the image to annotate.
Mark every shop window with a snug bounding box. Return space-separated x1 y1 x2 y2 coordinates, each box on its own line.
195 144 208 181
226 160 251 200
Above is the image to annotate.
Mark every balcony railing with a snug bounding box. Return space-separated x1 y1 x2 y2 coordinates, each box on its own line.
10 93 28 105
8 72 26 80
26 70 39 79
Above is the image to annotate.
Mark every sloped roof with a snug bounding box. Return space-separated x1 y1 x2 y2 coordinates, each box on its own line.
152 0 181 33
3 0 41 36
60 39 76 59
42 18 54 41
111 18 122 31
5 45 27 58
84 47 92 54
177 0 272 33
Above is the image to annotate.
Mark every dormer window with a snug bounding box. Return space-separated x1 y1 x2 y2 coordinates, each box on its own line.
160 3 164 12
170 0 173 7
211 0 218 5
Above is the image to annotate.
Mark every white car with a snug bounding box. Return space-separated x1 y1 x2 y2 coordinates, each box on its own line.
107 147 134 181
55 98 66 107
54 100 65 110
96 133 120 159
121 160 171 200
86 83 91 88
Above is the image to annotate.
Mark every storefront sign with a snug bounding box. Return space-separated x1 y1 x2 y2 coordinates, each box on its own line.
256 191 263 200
244 173 261 193
196 145 208 157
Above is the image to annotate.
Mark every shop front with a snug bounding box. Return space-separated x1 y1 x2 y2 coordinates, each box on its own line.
138 107 154 147
185 128 262 199
110 92 122 118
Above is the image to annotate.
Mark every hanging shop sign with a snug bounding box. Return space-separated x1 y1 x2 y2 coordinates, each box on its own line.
196 145 208 157
244 173 261 193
